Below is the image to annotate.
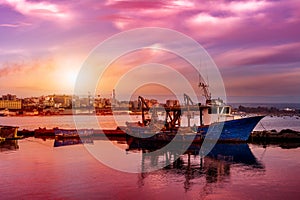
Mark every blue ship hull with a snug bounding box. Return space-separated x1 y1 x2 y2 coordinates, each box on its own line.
198 115 265 141
127 116 265 142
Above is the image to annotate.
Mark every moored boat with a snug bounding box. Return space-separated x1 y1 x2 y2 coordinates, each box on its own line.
54 128 94 139
53 128 126 139
126 82 265 142
126 115 264 143
198 115 265 141
0 125 19 140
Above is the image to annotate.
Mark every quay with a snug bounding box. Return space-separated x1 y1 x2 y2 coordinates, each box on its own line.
17 127 127 138
16 127 300 143
249 129 300 142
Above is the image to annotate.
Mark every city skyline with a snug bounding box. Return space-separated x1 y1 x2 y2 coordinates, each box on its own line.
1 0 300 103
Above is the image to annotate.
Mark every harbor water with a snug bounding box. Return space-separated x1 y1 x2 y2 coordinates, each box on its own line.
1 115 300 199
0 138 299 199
1 115 300 131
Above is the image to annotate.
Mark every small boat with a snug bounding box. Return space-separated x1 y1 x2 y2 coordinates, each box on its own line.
54 128 94 139
34 127 56 137
54 137 94 147
0 125 19 140
53 128 127 139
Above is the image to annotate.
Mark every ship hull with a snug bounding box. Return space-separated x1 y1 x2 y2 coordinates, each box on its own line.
198 115 265 141
126 116 265 142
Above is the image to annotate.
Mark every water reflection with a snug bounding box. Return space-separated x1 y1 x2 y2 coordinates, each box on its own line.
1 135 299 199
50 136 284 195
0 140 19 152
54 138 93 147
127 141 265 191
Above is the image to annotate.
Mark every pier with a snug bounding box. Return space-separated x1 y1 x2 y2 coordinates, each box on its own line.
249 129 300 142
15 127 300 143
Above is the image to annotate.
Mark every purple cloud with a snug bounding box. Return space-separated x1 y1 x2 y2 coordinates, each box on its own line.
0 0 299 102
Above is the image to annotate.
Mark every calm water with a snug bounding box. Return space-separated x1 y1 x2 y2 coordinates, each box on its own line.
0 138 299 199
1 115 300 131
1 116 300 199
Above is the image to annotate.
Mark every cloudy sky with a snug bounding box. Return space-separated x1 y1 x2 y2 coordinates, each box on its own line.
0 0 299 103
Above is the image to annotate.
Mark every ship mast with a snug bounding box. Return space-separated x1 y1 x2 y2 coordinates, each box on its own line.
198 77 211 102
198 79 212 126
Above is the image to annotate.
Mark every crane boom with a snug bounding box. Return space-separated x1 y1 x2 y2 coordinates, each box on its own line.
138 96 150 125
183 93 194 106
198 81 211 101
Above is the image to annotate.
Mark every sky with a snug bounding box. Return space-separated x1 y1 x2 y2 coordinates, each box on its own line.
0 0 299 103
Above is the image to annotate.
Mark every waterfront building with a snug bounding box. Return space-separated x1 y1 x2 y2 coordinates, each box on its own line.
0 94 22 110
44 94 72 108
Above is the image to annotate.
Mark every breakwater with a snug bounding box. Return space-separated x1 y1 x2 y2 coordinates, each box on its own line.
17 127 300 143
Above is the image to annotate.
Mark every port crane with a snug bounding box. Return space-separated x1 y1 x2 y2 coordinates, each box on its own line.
138 96 150 126
184 78 212 126
184 93 194 127
198 81 211 102
138 96 181 131
136 78 211 129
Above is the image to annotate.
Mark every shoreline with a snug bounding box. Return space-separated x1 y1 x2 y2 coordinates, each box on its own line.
1 112 300 117
15 127 300 142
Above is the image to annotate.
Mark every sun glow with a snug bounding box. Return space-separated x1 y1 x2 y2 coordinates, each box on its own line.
54 58 81 92
65 69 78 87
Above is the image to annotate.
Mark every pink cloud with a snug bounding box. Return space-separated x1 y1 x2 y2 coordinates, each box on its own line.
214 42 300 67
222 0 271 14
186 13 241 40
224 69 300 96
0 22 31 27
183 1 278 44
1 0 71 19
102 0 196 30
105 0 168 9
0 0 299 100
105 0 194 10
96 48 201 96
100 0 284 46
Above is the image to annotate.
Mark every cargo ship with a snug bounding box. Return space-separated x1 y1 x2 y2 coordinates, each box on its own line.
126 82 265 142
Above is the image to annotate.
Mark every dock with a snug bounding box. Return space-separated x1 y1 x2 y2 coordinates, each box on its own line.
17 127 127 138
16 127 300 143
249 129 300 142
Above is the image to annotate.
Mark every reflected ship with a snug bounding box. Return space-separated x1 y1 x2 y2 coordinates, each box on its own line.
54 137 94 147
0 140 19 152
127 141 263 169
127 141 264 191
50 135 266 195
0 125 18 140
